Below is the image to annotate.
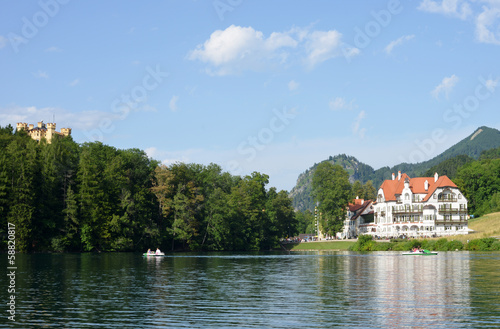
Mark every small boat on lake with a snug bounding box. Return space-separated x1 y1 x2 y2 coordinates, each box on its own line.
402 249 437 255
143 248 165 257
143 252 165 257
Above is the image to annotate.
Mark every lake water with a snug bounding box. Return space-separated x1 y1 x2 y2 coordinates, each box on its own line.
2 251 500 328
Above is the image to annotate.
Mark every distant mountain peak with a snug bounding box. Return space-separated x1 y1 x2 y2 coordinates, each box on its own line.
290 126 500 212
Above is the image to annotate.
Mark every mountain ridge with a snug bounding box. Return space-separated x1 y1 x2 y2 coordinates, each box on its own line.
290 126 500 211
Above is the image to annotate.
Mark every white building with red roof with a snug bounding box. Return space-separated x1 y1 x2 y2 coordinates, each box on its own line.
340 197 375 239
373 171 469 238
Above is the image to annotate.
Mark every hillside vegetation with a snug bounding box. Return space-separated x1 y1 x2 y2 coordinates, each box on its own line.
290 126 500 211
452 211 500 243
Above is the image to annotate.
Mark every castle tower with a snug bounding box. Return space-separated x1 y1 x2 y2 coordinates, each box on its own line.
16 122 28 131
46 122 55 142
60 128 72 137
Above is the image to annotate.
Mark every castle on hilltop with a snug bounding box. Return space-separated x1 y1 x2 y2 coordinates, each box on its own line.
16 121 71 143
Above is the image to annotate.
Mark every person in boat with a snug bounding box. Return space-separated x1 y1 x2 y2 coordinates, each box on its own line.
147 248 152 255
155 248 161 255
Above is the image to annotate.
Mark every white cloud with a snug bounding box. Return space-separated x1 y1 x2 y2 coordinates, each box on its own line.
385 35 415 54
476 6 500 45
352 110 367 138
329 97 357 111
33 70 49 79
0 36 6 49
431 74 459 99
417 0 472 20
69 79 79 87
45 46 62 52
304 29 360 67
305 30 343 68
288 80 299 91
188 25 358 75
169 95 179 111
418 0 500 45
188 25 297 75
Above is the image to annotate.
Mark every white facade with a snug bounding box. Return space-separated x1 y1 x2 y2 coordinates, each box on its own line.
373 172 469 238
339 198 375 239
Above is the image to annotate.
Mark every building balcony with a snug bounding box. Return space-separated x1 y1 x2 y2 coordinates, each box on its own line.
392 206 423 214
438 197 457 202
438 207 467 214
435 219 468 225
392 209 423 214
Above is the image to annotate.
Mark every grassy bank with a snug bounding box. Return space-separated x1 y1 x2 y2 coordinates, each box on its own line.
285 212 500 252
350 211 500 252
285 240 355 251
451 211 500 243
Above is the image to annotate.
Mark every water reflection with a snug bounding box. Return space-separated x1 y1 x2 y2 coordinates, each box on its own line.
348 252 473 328
1 252 499 328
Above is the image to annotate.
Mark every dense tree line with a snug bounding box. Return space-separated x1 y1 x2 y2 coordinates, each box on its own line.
455 157 500 217
424 154 474 179
421 148 500 217
0 125 297 252
151 164 297 251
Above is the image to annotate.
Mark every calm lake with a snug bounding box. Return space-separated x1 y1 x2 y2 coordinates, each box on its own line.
2 251 500 328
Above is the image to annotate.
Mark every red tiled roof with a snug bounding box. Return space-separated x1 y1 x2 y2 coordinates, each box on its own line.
348 199 373 221
379 173 457 202
422 175 457 201
348 204 363 212
379 173 410 201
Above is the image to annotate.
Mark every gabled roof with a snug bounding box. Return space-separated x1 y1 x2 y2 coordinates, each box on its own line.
379 173 410 201
422 175 457 201
379 173 458 202
348 204 364 212
348 199 373 221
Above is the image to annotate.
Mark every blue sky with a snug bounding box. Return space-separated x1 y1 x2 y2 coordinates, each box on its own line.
1 0 499 191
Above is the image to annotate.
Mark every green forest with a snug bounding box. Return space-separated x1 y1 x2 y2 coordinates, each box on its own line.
2 124 499 253
0 125 297 253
